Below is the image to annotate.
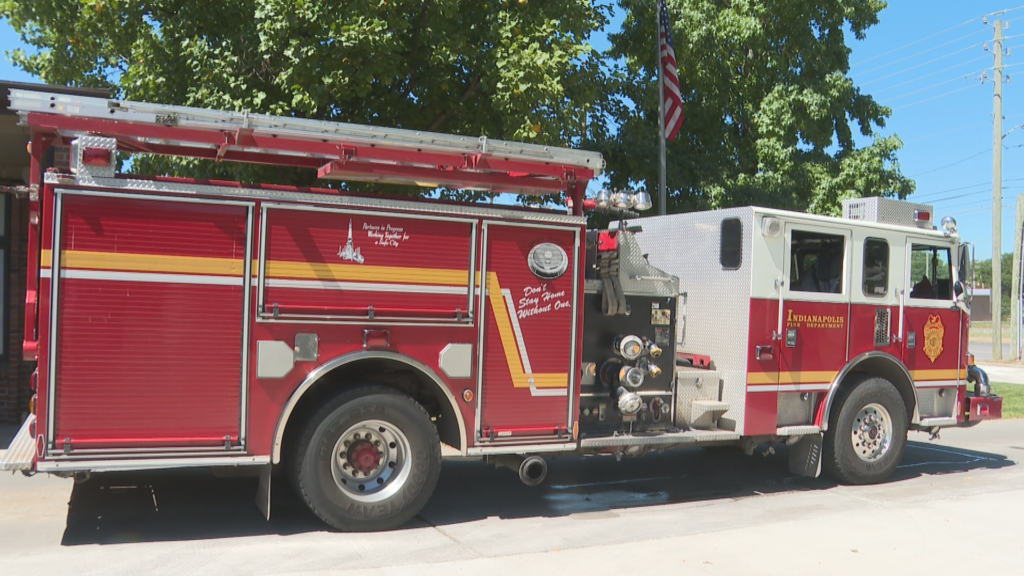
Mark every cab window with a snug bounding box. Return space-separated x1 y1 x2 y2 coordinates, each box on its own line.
790 230 845 294
863 238 889 297
909 244 952 300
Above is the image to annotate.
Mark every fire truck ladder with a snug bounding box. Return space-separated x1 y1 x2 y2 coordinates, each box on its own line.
9 88 604 206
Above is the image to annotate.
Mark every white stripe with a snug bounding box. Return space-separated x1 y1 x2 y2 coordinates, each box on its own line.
52 268 243 286
666 107 683 134
501 288 566 398
915 380 960 388
779 383 831 392
746 383 832 393
265 278 466 295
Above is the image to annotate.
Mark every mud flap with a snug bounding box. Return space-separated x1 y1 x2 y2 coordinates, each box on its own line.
256 464 272 520
788 433 823 478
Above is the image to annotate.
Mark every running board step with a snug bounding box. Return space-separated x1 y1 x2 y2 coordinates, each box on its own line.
0 414 36 472
776 425 821 436
691 400 730 430
579 429 740 449
916 417 958 428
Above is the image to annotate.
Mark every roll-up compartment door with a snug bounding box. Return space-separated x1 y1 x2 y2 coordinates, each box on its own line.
51 191 252 452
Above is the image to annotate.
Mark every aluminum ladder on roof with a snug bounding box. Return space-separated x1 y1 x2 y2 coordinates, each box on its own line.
8 88 604 194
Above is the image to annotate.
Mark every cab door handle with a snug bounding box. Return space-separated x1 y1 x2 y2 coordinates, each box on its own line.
755 345 774 361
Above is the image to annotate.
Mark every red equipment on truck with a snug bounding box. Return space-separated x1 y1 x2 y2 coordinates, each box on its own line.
0 89 1001 531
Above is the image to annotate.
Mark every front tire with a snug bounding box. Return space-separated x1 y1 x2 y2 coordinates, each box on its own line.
289 386 441 531
823 376 908 485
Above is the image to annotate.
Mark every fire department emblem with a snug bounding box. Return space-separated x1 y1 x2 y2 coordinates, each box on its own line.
923 315 945 364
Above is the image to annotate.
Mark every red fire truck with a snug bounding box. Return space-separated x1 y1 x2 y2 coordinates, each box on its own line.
0 89 1002 531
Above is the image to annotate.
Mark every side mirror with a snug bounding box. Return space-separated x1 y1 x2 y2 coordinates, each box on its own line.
954 279 965 300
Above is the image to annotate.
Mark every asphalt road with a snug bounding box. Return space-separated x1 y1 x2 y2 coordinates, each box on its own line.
1 420 1023 575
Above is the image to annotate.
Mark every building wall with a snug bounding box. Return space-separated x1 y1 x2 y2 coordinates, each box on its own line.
0 196 27 423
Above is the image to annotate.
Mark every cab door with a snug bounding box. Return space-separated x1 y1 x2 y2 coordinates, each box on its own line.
848 232 903 361
901 240 963 396
779 223 852 399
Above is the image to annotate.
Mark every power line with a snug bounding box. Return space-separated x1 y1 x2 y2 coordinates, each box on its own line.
886 70 987 102
892 83 980 110
851 16 982 68
856 29 988 76
862 42 985 87
872 56 989 95
909 149 991 177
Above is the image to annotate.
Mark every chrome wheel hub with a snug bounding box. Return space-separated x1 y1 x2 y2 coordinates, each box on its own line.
331 419 411 503
851 403 893 462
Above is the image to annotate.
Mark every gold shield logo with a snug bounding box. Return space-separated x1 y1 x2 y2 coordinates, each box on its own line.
923 315 945 363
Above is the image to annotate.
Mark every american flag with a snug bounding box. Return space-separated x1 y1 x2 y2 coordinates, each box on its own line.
659 0 684 141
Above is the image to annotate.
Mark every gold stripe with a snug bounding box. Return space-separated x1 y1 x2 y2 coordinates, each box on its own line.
747 371 838 385
486 273 567 389
46 249 566 390
910 368 966 380
265 260 469 286
45 249 244 276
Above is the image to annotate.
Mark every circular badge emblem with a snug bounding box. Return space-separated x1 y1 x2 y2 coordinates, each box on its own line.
528 242 568 280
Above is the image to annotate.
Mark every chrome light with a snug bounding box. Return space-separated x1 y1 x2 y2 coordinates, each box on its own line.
941 216 958 235
613 191 633 209
632 191 653 211
595 187 611 209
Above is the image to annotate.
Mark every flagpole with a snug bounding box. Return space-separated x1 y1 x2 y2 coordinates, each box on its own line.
657 2 668 215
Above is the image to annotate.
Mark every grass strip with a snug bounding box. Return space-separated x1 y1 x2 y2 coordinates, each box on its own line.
990 383 1024 419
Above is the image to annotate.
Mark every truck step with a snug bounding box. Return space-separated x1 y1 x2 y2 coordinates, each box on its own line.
691 400 730 430
0 415 35 472
776 425 820 436
579 429 740 449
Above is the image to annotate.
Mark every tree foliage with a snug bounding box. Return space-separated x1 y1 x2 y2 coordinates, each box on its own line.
1 0 611 193
1 0 914 213
603 0 913 214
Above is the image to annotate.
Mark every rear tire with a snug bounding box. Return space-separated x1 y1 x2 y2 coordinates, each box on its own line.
823 376 908 485
289 386 441 531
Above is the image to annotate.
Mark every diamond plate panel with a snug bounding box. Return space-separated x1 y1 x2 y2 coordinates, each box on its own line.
842 197 935 229
636 208 754 434
674 368 722 428
916 388 957 419
71 136 117 179
614 229 680 297
776 393 818 427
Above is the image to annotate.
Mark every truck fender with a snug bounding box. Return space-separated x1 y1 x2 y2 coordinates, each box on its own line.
816 351 919 432
271 350 467 464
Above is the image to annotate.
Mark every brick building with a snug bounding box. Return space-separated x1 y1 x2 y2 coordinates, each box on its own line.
0 81 110 425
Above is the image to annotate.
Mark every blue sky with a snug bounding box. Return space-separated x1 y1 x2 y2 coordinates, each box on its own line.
2 4 1022 259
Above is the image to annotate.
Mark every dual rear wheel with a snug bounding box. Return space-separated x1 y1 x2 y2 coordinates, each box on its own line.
288 387 441 531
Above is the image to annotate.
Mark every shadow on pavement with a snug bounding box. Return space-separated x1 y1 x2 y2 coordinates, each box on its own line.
60 439 1013 545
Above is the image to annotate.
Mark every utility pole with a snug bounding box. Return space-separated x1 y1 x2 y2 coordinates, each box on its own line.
992 18 1004 360
1013 194 1024 360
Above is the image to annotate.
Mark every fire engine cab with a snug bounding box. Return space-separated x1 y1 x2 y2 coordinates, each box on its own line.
0 89 1002 531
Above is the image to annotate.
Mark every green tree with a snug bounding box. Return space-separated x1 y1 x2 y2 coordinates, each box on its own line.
976 253 1013 321
602 0 914 214
1 0 612 195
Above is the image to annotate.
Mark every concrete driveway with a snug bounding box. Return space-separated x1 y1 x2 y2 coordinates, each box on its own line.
1 420 1022 575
